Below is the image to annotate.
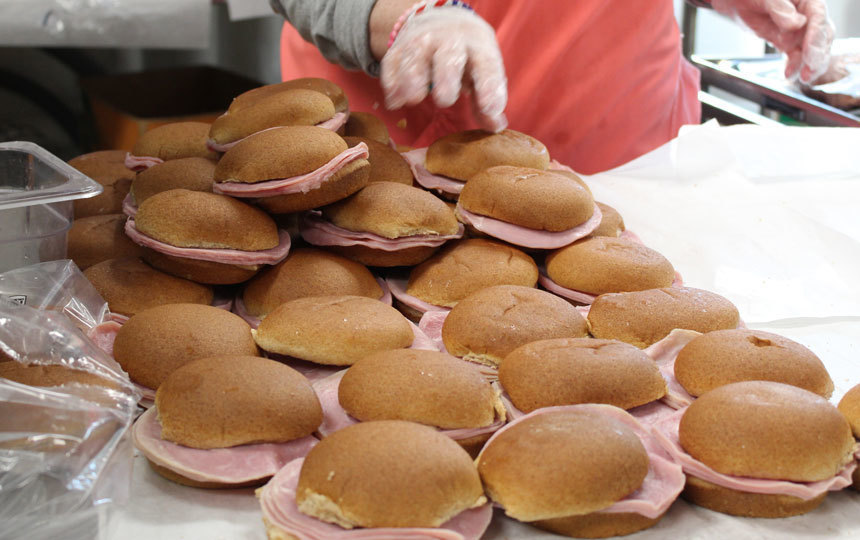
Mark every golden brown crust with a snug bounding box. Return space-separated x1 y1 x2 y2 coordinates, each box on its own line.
113 304 259 389
342 112 389 144
679 381 855 482
546 236 674 295
147 459 268 489
296 421 484 528
338 349 499 428
141 249 260 285
327 244 440 268
84 257 213 317
253 296 413 365
590 202 625 238
132 122 217 161
588 287 740 348
838 383 860 438
442 285 588 366
425 129 549 180
459 166 594 231
156 356 322 448
210 89 335 145
407 238 538 308
499 338 667 413
323 182 460 238
682 474 827 518
0 363 118 390
69 150 134 217
134 189 279 251
477 409 649 521
230 78 348 114
242 248 381 318
131 157 216 204
255 158 370 214
534 510 663 538
343 136 412 185
675 329 834 398
68 214 146 270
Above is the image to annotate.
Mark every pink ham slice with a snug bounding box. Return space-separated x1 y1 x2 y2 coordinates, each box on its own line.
409 321 439 351
652 409 857 499
480 404 685 520
133 407 318 485
628 400 679 427
539 269 685 306
87 321 122 357
125 153 163 172
418 310 449 353
206 112 351 153
312 370 505 440
259 458 492 540
455 204 602 250
300 212 464 252
401 147 465 196
134 381 156 409
125 219 291 266
386 276 451 316
122 192 137 217
644 329 702 410
212 143 369 198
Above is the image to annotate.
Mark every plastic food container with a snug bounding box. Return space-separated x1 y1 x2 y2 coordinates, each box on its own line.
0 141 102 272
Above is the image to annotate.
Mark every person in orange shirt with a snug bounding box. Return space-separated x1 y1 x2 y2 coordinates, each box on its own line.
271 0 833 174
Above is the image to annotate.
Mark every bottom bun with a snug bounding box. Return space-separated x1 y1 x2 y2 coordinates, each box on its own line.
392 298 425 323
143 249 260 284
534 510 663 539
257 160 369 214
682 475 827 518
329 244 439 267
457 432 493 460
146 458 268 489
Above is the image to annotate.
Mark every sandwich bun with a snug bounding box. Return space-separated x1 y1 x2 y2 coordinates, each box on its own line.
837 384 860 490
0 362 119 390
425 129 549 181
131 121 217 161
68 214 145 270
131 157 216 205
343 135 413 185
342 111 389 144
69 150 134 217
231 78 348 115
590 202 625 237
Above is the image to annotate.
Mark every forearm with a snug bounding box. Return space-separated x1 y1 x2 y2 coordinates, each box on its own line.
369 0 420 61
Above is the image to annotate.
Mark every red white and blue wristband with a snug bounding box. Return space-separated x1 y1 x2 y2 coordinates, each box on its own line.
388 0 476 49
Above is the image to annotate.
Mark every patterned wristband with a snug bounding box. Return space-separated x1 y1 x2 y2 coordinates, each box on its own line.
387 0 475 49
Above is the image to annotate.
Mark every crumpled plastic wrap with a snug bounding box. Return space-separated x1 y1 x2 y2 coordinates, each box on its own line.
0 261 139 540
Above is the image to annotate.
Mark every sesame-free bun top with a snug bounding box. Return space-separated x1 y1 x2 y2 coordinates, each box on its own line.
500 338 667 413
588 287 740 348
113 304 259 389
0 362 117 390
69 150 134 217
838 383 860 437
296 420 484 528
242 248 382 318
407 238 538 308
338 349 501 429
343 136 413 185
442 285 589 367
591 202 625 237
155 356 322 449
131 157 215 205
477 407 649 521
134 189 279 251
425 129 549 181
679 381 855 482
67 214 146 270
214 126 346 184
342 111 389 144
674 329 834 398
545 236 675 295
252 296 413 365
322 182 460 239
84 257 213 317
131 121 217 161
229 78 348 114
459 166 594 231
210 89 335 145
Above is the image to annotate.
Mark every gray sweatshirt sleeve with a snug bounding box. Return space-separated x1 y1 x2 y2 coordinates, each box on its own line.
270 0 381 77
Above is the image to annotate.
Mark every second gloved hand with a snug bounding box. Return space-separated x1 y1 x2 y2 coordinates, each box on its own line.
381 5 508 132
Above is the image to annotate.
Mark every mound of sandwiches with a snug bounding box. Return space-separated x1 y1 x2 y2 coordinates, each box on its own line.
9 76 853 539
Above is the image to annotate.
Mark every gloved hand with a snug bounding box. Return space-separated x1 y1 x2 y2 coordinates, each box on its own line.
712 0 835 83
381 6 508 132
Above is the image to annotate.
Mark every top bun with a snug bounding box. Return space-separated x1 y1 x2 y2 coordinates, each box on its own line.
342 111 389 144
68 214 146 270
242 248 382 318
339 349 501 429
69 150 134 217
477 407 648 521
0 362 118 390
545 236 675 295
679 381 855 482
156 356 322 449
674 329 834 398
837 383 860 438
442 285 588 367
230 78 348 114
296 420 484 528
588 287 740 348
591 202 625 237
425 129 549 181
131 157 215 205
343 136 413 185
407 238 538 308
458 166 594 231
131 122 217 161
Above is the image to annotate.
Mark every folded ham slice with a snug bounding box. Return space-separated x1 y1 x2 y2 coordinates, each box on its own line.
401 147 465 196
259 458 493 540
418 310 449 354
539 269 685 306
206 112 350 153
125 153 163 172
643 329 702 409
652 409 857 499
300 212 464 252
213 143 369 198
133 407 318 485
480 404 685 520
455 204 602 250
386 276 451 316
122 192 137 217
124 219 291 266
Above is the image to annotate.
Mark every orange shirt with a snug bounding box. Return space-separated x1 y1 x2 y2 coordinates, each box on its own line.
280 1 700 174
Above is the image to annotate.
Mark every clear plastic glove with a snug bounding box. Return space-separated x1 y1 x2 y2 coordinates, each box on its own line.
381 7 508 132
712 0 835 83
